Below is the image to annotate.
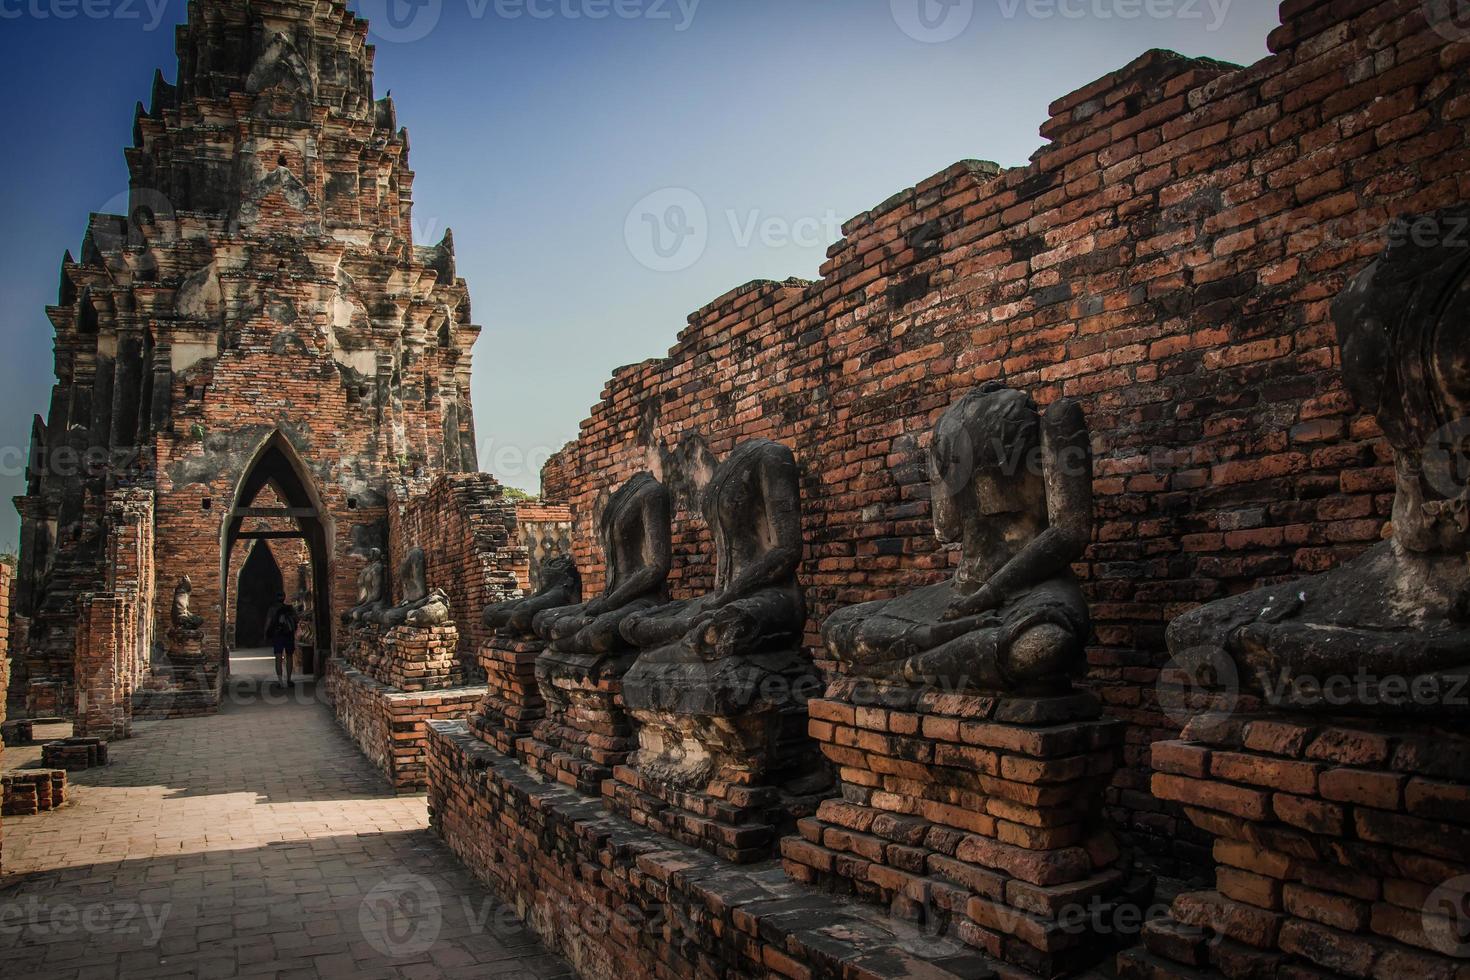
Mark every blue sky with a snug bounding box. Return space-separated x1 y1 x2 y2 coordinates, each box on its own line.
0 0 1281 549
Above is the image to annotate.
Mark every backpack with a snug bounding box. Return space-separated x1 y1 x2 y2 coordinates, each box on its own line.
270 605 298 639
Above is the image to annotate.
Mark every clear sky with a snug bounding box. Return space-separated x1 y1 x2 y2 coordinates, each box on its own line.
0 0 1282 549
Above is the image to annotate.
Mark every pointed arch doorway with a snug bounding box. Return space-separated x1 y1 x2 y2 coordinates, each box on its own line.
221 432 333 679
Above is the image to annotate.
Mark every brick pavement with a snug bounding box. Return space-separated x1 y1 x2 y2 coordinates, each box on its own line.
0 652 572 980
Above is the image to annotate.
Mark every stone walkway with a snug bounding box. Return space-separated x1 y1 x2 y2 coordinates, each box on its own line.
0 652 572 980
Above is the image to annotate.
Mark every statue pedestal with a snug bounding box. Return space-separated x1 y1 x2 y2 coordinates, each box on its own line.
341 622 387 675
468 636 547 755
783 679 1146 977
605 647 827 864
166 627 206 667
340 622 460 690
379 624 461 691
1119 712 1470 980
517 646 637 795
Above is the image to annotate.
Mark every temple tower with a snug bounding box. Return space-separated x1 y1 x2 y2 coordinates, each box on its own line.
10 0 481 715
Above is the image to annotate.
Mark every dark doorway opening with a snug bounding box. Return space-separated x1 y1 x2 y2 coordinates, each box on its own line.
235 541 285 649
221 432 333 679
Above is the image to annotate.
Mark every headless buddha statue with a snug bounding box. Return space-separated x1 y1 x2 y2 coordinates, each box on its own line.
823 384 1094 694
1168 210 1470 711
368 547 434 627
344 548 387 625
619 440 805 661
483 554 582 639
533 472 671 655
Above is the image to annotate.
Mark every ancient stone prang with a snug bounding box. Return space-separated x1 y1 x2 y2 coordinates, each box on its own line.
9 0 484 719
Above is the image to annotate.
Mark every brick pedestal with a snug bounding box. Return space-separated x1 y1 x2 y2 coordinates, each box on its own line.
324 658 486 792
344 623 462 691
783 680 1148 977
42 736 108 770
468 635 546 755
166 627 206 667
133 663 221 719
428 720 1010 980
517 646 637 795
25 680 69 719
1118 713 1470 980
608 648 828 863
2 770 66 815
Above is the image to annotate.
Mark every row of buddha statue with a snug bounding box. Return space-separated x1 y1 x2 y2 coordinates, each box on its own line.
486 205 1470 753
342 545 452 629
485 383 1098 702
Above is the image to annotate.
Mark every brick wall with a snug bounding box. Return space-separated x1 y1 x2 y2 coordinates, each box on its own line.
388 474 527 668
74 490 155 739
539 0 1470 877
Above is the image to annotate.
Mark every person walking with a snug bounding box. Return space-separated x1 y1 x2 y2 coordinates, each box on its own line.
266 593 299 687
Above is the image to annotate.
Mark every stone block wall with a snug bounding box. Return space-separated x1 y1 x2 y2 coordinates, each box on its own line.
387 474 526 670
326 659 485 792
539 0 1470 876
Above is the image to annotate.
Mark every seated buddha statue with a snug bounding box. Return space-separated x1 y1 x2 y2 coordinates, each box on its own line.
619 439 805 661
531 472 671 656
344 549 388 625
367 547 437 627
822 384 1094 694
482 554 582 639
1168 210 1470 711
